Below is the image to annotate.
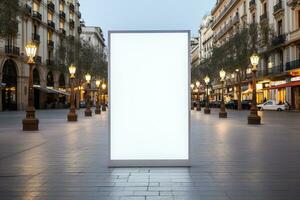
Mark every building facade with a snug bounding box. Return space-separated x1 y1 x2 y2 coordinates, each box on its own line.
0 0 82 111
203 0 300 109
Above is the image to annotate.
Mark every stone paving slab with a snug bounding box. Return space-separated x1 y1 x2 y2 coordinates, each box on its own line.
0 109 300 199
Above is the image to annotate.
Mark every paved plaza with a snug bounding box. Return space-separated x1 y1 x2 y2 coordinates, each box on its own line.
0 109 300 200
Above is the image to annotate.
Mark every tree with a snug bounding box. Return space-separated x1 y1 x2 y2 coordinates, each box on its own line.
0 0 20 40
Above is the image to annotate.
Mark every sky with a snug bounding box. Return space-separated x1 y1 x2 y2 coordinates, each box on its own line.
80 0 215 43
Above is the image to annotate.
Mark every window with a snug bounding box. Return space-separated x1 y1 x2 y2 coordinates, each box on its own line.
263 3 267 14
252 13 255 23
298 10 300 28
277 20 283 35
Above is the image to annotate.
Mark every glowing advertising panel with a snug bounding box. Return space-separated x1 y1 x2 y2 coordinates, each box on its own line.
109 31 190 166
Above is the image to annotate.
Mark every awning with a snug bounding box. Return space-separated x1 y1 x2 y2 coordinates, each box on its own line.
269 81 300 90
33 85 70 96
242 88 263 94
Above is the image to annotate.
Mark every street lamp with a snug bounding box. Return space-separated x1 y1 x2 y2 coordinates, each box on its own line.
196 81 201 111
190 83 195 110
204 76 211 114
84 73 92 117
67 64 77 121
219 69 227 118
22 42 39 131
95 80 101 114
101 82 107 111
248 53 261 125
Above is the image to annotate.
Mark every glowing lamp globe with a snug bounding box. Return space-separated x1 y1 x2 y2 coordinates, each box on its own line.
102 83 107 90
85 73 91 83
204 76 210 85
96 80 101 88
68 64 76 78
250 53 260 70
219 69 226 81
196 81 200 88
25 42 37 64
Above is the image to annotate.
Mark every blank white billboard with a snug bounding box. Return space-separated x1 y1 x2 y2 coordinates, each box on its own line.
109 31 190 166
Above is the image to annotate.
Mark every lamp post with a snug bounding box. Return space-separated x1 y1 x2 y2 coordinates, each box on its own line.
196 81 201 111
23 42 39 131
84 73 92 117
219 69 227 118
101 82 107 111
190 83 195 110
95 80 101 114
248 53 261 125
67 64 77 121
204 76 211 114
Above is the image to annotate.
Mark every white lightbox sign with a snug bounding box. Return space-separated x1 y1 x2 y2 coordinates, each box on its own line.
109 31 190 166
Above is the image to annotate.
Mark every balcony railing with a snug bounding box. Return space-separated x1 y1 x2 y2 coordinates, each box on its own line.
46 59 55 66
214 14 239 41
249 0 256 10
287 0 298 8
59 0 65 4
69 3 75 12
268 64 284 75
272 34 286 46
273 0 283 14
77 11 81 19
48 20 55 29
78 26 82 34
211 0 238 28
34 56 42 65
32 11 42 21
48 40 54 48
59 11 66 20
24 4 32 15
260 13 267 22
47 2 55 13
5 45 20 56
286 59 300 71
32 33 40 43
69 19 75 29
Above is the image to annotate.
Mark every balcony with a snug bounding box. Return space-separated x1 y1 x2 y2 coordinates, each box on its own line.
211 0 239 29
78 26 82 34
59 11 66 21
260 13 268 22
286 59 300 71
32 11 42 21
59 28 66 36
268 64 284 75
46 59 55 66
24 4 32 15
77 11 81 19
5 46 20 56
249 0 256 11
48 20 55 29
47 1 55 13
69 19 75 29
272 34 286 46
287 0 300 9
273 1 284 16
34 56 42 65
213 14 239 41
48 40 54 48
32 33 40 43
69 3 75 12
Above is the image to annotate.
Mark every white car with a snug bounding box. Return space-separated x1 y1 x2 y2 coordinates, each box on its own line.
257 100 286 111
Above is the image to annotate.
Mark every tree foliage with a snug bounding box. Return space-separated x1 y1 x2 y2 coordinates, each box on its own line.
193 22 274 83
0 0 20 39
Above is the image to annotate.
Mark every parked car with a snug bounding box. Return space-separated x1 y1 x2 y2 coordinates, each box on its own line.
225 100 238 109
210 101 221 108
241 100 252 110
257 100 286 111
79 101 86 108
